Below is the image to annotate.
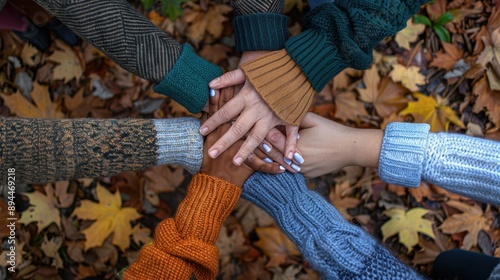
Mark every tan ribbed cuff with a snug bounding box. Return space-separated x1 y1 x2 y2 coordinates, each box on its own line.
241 49 316 125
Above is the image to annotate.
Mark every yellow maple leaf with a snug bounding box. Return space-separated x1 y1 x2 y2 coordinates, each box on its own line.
21 44 39 66
439 201 492 250
400 93 465 132
389 64 426 91
381 207 435 251
395 19 426 50
72 184 141 251
1 82 64 118
19 185 61 233
48 40 84 83
254 227 300 268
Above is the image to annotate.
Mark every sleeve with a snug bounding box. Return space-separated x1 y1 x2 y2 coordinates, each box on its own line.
0 117 203 184
120 174 241 280
231 0 289 52
242 172 424 279
378 122 500 205
31 0 221 113
241 0 429 125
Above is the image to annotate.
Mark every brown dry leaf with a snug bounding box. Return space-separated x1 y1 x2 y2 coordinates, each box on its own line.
71 184 142 251
234 200 275 234
395 19 425 50
183 2 232 47
426 0 447 20
19 185 61 233
389 64 426 92
477 28 500 90
381 207 436 251
284 0 303 13
254 227 300 268
66 241 86 262
439 201 492 250
333 90 369 121
143 165 184 206
93 238 119 272
358 65 409 117
199 43 231 65
54 181 76 208
64 87 110 118
147 9 165 27
1 82 64 118
430 42 465 70
21 43 39 66
270 265 302 279
48 40 84 83
380 112 405 129
77 264 97 280
131 224 152 246
217 226 248 266
473 76 500 127
238 257 271 280
413 230 454 265
399 93 465 132
40 235 64 269
113 171 144 210
329 181 360 218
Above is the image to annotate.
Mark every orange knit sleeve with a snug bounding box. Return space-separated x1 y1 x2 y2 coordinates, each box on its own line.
121 173 241 280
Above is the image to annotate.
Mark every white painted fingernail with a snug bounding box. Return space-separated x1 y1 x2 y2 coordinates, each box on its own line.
291 163 301 172
279 165 286 171
293 152 304 164
262 143 271 153
263 158 273 163
296 133 300 140
209 89 216 97
283 157 292 165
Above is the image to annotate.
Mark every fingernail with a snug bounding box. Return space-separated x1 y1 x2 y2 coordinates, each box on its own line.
287 152 293 159
296 133 300 140
262 143 271 153
279 165 286 171
263 158 273 163
209 88 216 97
209 149 218 158
234 157 243 165
200 127 208 135
283 157 292 165
293 152 304 164
291 163 301 172
209 77 220 86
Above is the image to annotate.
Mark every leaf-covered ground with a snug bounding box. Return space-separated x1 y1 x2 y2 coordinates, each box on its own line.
1 0 500 279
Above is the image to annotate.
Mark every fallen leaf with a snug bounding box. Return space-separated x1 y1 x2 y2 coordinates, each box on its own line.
64 87 110 118
199 44 231 65
477 28 500 90
473 76 500 127
48 40 84 83
183 2 232 47
284 0 303 13
430 41 465 70
271 265 302 280
390 64 426 91
72 184 142 251
333 90 369 121
21 44 39 66
143 165 184 206
1 82 64 118
399 93 465 132
238 257 271 280
329 181 360 218
358 65 409 117
381 207 436 251
40 235 64 269
131 224 152 246
413 230 454 265
395 19 426 49
254 227 300 268
54 181 76 208
439 200 492 250
234 200 275 234
217 226 248 266
19 185 61 233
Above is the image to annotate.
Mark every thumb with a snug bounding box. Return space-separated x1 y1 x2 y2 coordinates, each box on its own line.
209 69 246 89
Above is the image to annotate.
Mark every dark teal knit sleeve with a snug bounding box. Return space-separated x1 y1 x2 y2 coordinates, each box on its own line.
285 0 429 91
231 0 289 52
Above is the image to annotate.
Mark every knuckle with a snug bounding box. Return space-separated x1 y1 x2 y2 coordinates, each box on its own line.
248 132 264 145
217 107 232 121
231 123 246 137
269 132 284 144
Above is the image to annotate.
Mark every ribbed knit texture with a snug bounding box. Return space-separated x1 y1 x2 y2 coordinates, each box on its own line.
421 132 500 205
122 174 241 280
233 13 289 52
242 172 424 279
153 118 203 175
241 49 315 125
285 0 427 91
0 117 204 184
231 0 284 16
378 122 430 188
153 44 222 114
490 263 500 280
308 0 333 10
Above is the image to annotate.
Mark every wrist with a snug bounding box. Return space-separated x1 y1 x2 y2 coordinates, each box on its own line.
349 128 384 168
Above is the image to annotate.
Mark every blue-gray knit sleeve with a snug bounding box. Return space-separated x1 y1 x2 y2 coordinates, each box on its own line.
242 172 425 279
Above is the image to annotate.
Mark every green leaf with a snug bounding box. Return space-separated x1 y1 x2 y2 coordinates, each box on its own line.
413 15 432 27
141 0 155 11
433 25 451 43
434 12 454 26
162 0 190 20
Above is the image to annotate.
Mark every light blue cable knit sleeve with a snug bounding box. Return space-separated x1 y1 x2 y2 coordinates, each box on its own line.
243 172 425 279
379 122 500 205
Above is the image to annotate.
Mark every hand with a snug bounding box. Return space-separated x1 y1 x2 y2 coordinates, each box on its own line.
200 68 299 166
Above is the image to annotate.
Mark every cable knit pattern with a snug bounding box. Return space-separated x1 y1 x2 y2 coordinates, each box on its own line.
243 172 424 279
153 118 203 175
421 132 500 205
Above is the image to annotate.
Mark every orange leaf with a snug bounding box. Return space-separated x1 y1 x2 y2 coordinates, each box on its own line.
429 42 464 70
254 227 300 268
473 76 500 127
333 91 369 122
1 82 64 118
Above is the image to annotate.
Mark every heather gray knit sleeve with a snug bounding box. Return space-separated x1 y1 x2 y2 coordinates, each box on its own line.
489 263 500 280
0 117 203 184
243 172 424 279
379 122 500 205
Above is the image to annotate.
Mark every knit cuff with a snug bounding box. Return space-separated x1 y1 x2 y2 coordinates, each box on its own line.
153 118 203 174
378 122 430 188
241 49 315 125
285 29 354 92
233 13 289 52
153 44 222 113
176 173 241 243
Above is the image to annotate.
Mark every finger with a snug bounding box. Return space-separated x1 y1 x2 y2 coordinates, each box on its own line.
208 89 220 117
208 114 255 160
209 69 246 89
233 121 269 165
246 151 284 174
258 140 297 173
284 125 299 161
200 96 245 136
265 127 287 154
219 86 234 109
